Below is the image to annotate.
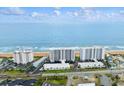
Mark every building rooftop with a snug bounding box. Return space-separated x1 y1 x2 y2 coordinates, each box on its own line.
48 47 79 50
44 63 70 67
14 48 33 53
48 46 105 50
80 46 105 49
78 83 95 86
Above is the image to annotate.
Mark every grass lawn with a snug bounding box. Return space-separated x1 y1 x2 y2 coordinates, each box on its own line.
0 70 26 76
72 76 95 86
47 79 67 85
43 69 73 73
0 58 3 62
33 56 42 61
34 76 67 86
79 68 106 71
117 80 124 86
43 68 106 74
95 78 100 86
94 74 101 86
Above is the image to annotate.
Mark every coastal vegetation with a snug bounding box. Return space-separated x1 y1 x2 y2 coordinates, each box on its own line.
34 76 67 86
43 68 106 74
95 74 101 86
43 69 73 73
75 56 80 61
33 56 43 61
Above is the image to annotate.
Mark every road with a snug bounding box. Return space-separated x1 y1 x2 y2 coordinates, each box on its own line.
42 69 124 77
0 69 124 79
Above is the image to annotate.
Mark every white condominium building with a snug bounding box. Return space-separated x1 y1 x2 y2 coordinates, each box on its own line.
78 62 105 68
13 49 33 64
43 63 70 70
80 46 105 61
49 47 76 62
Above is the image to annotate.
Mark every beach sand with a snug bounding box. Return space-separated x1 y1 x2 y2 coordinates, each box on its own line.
0 50 123 58
106 50 124 55
0 51 80 58
0 52 49 58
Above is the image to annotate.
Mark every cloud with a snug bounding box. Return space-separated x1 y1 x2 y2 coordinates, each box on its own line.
0 7 25 15
53 10 61 16
0 7 124 23
73 12 79 16
66 11 79 17
31 12 48 18
65 8 95 18
78 7 124 21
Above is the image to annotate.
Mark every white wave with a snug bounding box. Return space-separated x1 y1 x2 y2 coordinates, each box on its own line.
116 46 124 49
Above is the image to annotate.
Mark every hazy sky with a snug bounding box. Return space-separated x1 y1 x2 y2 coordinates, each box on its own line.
0 7 123 23
0 7 124 47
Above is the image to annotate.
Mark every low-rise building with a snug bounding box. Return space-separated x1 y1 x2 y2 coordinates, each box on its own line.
78 61 105 68
78 83 95 86
44 60 70 70
44 63 70 70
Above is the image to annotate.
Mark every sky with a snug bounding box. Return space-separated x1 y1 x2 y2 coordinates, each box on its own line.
0 7 124 47
0 7 124 23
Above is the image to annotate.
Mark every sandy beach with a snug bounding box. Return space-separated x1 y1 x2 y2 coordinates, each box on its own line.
0 51 80 58
106 50 124 55
0 50 124 58
0 52 49 58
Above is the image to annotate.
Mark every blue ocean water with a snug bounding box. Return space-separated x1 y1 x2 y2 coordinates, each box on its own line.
0 22 124 51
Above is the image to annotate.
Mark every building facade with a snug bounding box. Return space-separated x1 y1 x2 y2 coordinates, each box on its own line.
13 49 33 64
43 63 70 70
49 47 75 62
80 46 105 61
78 62 105 68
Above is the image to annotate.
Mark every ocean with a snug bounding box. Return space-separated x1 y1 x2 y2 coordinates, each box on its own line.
0 22 124 52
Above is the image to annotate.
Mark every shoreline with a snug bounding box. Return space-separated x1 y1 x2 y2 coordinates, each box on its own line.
0 52 49 58
0 52 80 58
0 50 124 58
